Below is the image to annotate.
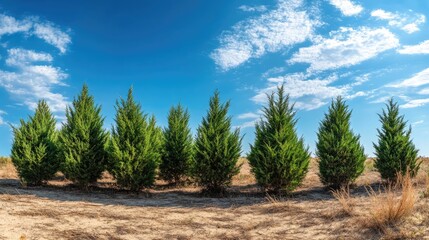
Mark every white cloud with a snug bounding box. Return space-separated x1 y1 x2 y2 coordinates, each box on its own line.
252 73 357 110
238 5 267 12
33 22 71 54
412 120 424 126
237 112 260 119
0 110 6 125
418 88 429 95
401 98 429 108
371 9 426 34
398 40 429 54
0 14 32 36
235 119 258 129
289 27 399 72
211 0 319 70
0 48 69 112
328 0 363 16
389 67 429 88
0 13 71 53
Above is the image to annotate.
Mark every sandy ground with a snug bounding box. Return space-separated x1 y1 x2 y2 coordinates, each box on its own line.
0 158 428 240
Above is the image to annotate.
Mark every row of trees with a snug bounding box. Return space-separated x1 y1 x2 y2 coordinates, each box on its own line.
11 85 421 194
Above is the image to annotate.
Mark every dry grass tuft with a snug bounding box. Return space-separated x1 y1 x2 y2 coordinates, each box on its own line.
331 186 355 216
364 171 417 233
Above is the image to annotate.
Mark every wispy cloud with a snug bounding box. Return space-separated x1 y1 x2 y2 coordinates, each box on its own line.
252 73 357 110
412 120 424 126
0 110 6 125
328 0 363 16
0 13 71 115
237 112 260 120
371 9 426 34
289 27 399 72
33 22 71 54
238 5 267 13
398 40 429 54
0 13 71 53
0 48 69 112
389 67 429 88
401 98 429 108
211 0 319 71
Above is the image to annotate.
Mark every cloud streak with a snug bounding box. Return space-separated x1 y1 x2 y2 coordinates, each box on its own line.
289 27 399 72
328 0 363 16
371 9 426 34
0 13 71 53
211 0 319 71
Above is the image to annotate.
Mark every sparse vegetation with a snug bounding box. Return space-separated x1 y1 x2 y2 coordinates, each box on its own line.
160 104 193 184
331 186 355 216
374 99 420 181
59 84 109 189
365 171 417 233
11 100 60 186
108 88 163 191
248 85 310 193
191 90 242 194
316 97 366 188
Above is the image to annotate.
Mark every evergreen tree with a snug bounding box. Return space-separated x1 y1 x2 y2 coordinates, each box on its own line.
11 100 59 185
59 84 109 189
248 85 310 193
192 90 242 194
316 97 366 188
160 104 193 184
108 88 162 191
374 99 420 180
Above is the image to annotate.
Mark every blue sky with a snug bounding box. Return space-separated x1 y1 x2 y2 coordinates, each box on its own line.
0 0 428 156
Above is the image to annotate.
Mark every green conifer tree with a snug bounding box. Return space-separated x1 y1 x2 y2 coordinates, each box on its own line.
108 88 162 191
316 97 366 188
192 90 242 194
59 84 108 189
160 104 193 184
11 100 59 185
374 99 420 180
248 85 310 193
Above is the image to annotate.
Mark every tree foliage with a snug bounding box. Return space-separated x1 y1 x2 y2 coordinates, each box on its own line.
374 99 420 180
192 90 242 194
160 104 193 184
59 84 109 189
11 100 60 185
248 85 310 193
316 97 366 188
108 88 162 191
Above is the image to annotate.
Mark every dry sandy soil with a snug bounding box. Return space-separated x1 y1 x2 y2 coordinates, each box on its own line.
1 157 428 240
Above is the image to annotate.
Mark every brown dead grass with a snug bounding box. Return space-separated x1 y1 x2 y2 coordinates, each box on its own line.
332 186 355 216
0 157 428 239
364 171 417 233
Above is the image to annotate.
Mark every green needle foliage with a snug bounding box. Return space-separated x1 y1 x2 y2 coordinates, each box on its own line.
108 88 162 191
374 99 420 181
248 85 310 193
316 97 366 188
59 84 109 189
160 104 193 184
11 100 60 186
192 90 242 194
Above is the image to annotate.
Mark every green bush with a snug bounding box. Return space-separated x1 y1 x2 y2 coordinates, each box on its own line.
11 100 60 185
248 85 310 193
374 99 420 181
108 88 162 191
59 84 109 189
316 97 366 188
160 104 193 184
192 90 242 194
